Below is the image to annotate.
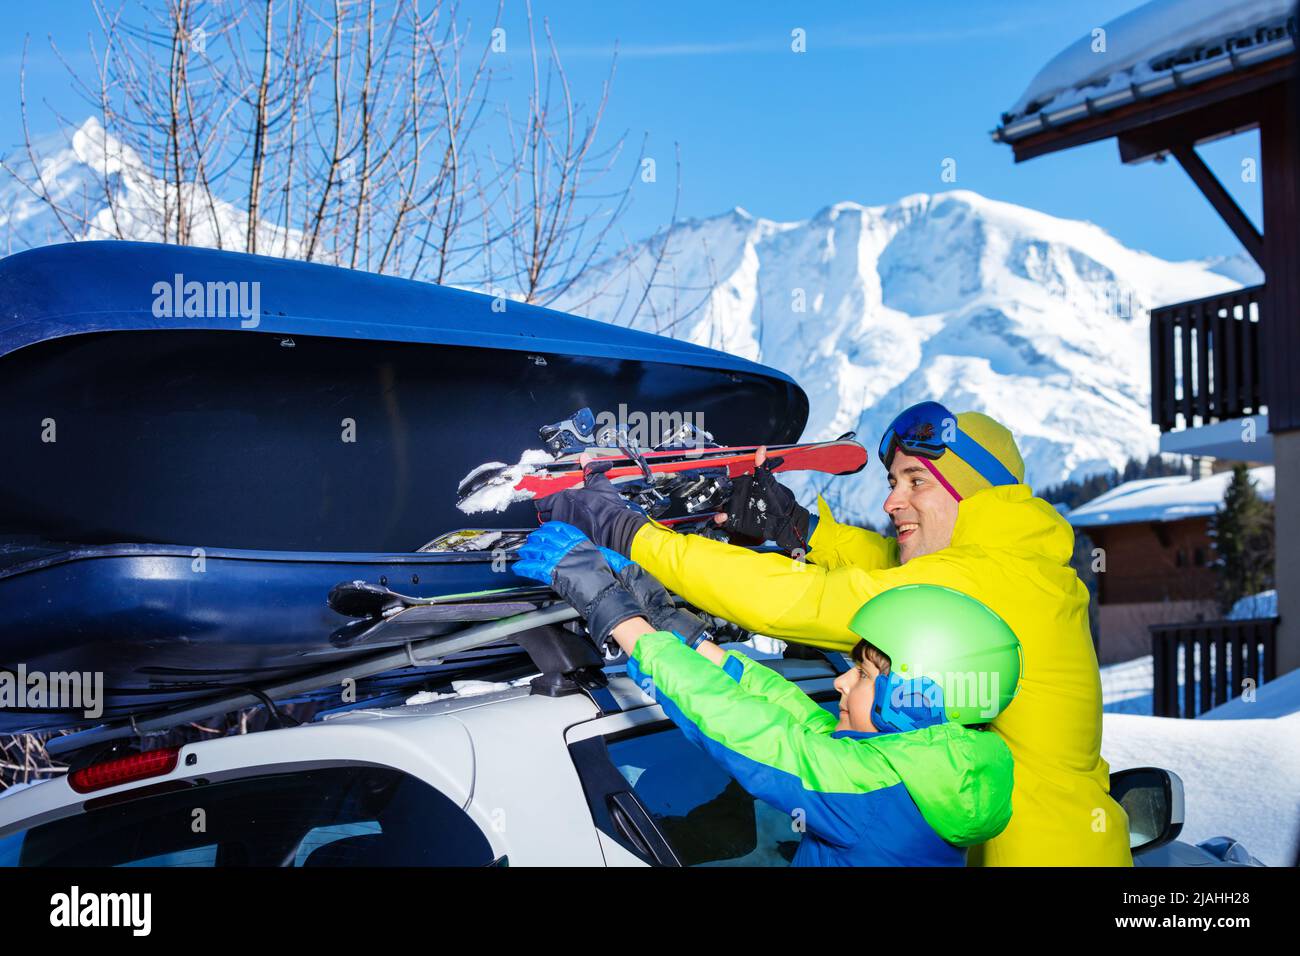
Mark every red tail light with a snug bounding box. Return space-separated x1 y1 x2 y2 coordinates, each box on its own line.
68 747 181 794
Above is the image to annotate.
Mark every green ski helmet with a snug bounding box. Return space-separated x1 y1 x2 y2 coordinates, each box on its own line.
847 584 1022 731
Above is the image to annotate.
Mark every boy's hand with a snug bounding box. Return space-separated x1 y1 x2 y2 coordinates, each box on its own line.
514 521 642 649
610 561 711 648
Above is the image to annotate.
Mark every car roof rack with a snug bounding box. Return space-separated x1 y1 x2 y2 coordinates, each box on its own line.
46 601 608 759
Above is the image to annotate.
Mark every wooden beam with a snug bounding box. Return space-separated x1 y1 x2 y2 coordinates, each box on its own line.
1261 79 1300 432
1116 89 1262 163
1170 142 1265 266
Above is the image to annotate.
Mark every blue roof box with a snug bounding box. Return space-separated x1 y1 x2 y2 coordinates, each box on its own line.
0 241 808 731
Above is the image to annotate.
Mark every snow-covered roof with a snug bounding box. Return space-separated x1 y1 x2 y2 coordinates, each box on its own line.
997 0 1296 141
1227 588 1277 620
1067 465 1274 528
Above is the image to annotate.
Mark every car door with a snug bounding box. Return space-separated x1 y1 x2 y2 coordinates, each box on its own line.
566 674 840 867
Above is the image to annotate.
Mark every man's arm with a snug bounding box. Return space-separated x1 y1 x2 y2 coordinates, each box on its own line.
805 495 899 571
630 523 982 651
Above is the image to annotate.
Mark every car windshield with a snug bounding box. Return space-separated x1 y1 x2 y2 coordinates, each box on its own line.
0 765 495 867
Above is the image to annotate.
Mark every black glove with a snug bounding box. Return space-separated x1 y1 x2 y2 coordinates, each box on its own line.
515 522 643 649
718 457 810 552
537 470 649 556
612 562 711 648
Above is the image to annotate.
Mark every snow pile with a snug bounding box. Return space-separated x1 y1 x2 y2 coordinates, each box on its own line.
1103 660 1300 865
1201 664 1300 720
555 191 1248 518
1103 707 1300 865
456 448 555 514
1005 0 1295 122
404 675 535 705
1228 589 1278 620
1069 466 1274 528
1101 654 1154 715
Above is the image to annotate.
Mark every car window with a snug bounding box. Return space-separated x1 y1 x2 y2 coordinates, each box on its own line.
293 820 384 867
602 697 828 868
0 765 493 867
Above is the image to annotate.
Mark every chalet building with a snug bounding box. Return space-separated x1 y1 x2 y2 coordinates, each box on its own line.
994 0 1295 712
1068 465 1275 664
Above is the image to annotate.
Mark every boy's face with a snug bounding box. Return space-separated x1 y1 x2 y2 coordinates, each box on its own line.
833 656 881 733
882 450 959 564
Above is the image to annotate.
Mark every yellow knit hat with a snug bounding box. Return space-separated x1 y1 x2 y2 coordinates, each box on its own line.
926 411 1025 500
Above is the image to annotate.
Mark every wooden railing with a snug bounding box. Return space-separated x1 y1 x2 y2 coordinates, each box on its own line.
1149 285 1266 432
1150 617 1278 718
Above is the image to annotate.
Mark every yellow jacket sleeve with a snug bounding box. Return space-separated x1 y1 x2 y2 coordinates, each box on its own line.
806 495 899 571
630 522 985 651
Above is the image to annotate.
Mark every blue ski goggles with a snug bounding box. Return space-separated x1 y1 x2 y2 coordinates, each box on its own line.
877 401 1019 488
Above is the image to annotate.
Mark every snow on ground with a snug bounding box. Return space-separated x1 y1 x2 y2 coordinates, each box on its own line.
1101 654 1154 715
1200 665 1300 720
1103 660 1300 865
1103 707 1300 866
1100 646 1299 863
1 117 311 256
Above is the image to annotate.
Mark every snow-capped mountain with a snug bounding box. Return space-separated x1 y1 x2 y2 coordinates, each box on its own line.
552 192 1253 520
0 117 305 256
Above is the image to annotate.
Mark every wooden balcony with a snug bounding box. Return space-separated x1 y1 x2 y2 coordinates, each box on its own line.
1150 617 1278 717
1149 285 1266 432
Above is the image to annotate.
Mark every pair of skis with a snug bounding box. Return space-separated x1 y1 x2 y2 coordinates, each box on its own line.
455 407 867 526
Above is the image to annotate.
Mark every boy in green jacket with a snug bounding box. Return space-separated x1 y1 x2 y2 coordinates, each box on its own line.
516 521 1020 866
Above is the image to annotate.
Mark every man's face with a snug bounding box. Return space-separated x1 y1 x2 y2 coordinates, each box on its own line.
882 450 959 563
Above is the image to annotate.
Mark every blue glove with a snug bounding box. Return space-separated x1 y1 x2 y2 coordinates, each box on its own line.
515 522 643 650
598 546 632 574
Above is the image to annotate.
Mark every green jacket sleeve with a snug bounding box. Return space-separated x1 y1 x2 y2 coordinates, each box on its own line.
627 632 901 847
725 650 838 734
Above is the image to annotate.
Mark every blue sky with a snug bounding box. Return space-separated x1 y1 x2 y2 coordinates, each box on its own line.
1 0 1261 263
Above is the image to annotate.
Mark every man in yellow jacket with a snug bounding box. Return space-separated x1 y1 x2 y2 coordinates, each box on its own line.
542 401 1132 866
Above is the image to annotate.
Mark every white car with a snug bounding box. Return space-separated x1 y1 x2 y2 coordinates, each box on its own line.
0 639 1222 867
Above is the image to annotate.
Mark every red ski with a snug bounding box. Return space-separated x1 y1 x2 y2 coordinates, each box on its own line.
457 437 867 516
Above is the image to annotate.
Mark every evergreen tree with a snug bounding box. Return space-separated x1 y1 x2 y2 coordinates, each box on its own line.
1208 464 1276 615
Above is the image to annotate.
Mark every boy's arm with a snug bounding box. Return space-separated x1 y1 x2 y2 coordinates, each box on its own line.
724 651 838 733
626 631 899 848
630 523 983 651
805 496 899 572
